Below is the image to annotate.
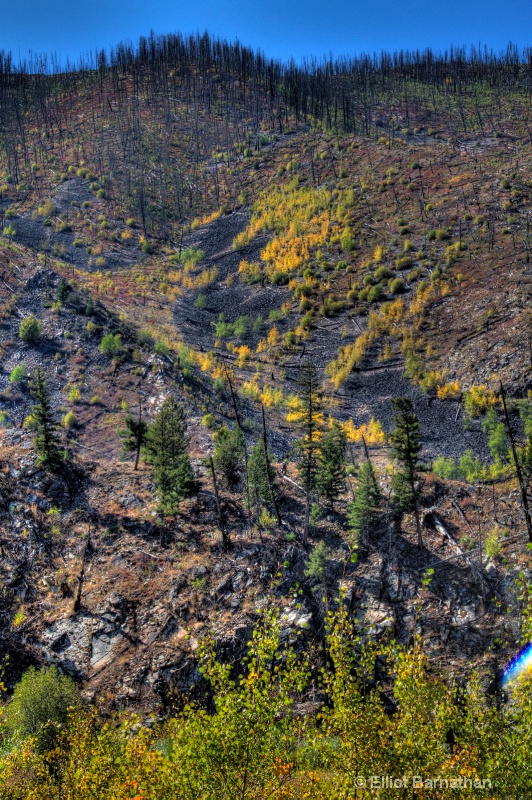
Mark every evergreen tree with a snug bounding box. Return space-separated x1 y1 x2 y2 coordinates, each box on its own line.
348 457 383 549
56 278 70 303
144 396 195 516
304 540 331 586
122 401 148 470
213 424 245 489
316 421 346 509
390 396 423 547
248 437 276 514
290 360 324 544
29 368 63 471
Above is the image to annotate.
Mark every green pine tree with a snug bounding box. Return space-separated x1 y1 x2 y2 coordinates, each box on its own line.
316 421 346 509
56 277 70 303
213 424 245 489
390 396 423 547
348 458 382 550
29 368 64 471
291 360 324 543
144 396 196 516
248 437 276 514
122 401 148 470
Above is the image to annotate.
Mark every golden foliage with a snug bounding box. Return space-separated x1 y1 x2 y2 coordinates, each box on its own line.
341 416 385 445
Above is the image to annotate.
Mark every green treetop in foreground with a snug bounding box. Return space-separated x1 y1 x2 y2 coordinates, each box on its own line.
2 601 532 797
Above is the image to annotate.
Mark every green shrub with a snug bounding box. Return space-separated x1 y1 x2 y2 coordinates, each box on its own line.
270 271 289 285
389 278 406 294
194 294 207 309
395 256 413 270
202 413 217 430
9 364 27 386
300 312 314 329
1 666 79 751
19 315 42 343
63 411 77 428
374 266 391 281
433 455 460 480
233 316 249 338
177 246 203 266
154 339 169 357
368 284 384 302
282 330 298 346
99 332 122 356
141 240 155 254
68 384 81 402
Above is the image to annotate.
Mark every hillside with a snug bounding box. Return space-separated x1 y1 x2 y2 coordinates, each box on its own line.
1 34 532 797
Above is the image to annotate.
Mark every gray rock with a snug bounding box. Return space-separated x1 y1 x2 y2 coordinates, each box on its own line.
120 493 142 509
452 602 477 626
43 614 92 676
213 574 232 596
485 561 497 578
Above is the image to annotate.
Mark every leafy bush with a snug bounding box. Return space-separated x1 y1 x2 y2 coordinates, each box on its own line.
19 315 42 343
1 666 79 750
395 256 413 270
232 316 249 338
433 455 460 480
270 270 289 285
389 278 406 294
9 364 27 386
67 385 81 402
62 411 77 428
482 407 507 462
154 339 169 357
202 413 217 430
368 284 384 302
99 332 122 356
463 385 497 418
374 266 391 281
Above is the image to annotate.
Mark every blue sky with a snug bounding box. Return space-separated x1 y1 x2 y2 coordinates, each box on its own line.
3 0 532 66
